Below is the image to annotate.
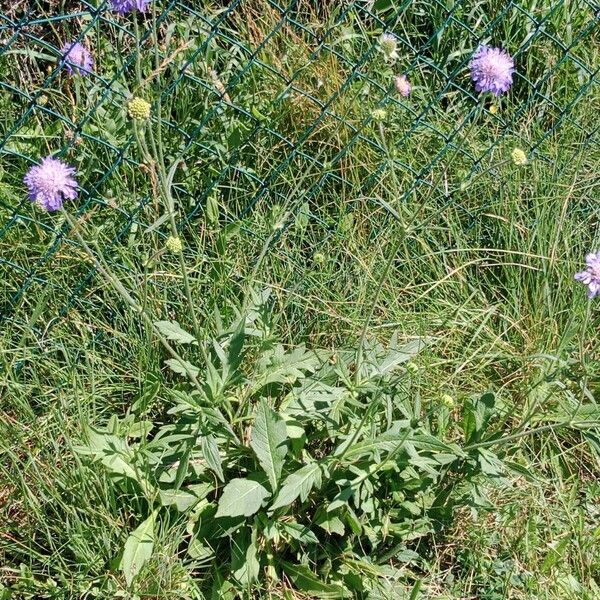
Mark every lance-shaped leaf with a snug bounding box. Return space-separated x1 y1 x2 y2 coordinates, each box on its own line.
120 510 157 587
270 462 323 510
154 320 197 345
250 399 287 489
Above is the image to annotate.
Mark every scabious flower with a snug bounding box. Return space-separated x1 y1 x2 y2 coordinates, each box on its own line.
575 252 600 299
371 108 387 122
111 0 150 14
165 235 183 253
379 33 399 62
394 74 411 97
441 394 455 409
24 156 78 212
511 147 528 166
470 46 514 96
128 97 151 120
61 41 93 75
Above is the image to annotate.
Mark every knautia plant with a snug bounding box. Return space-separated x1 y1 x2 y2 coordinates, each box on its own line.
24 156 78 211
470 45 515 95
379 33 399 62
60 41 93 75
394 74 411 97
74 289 595 596
511 147 528 165
128 96 151 120
111 0 151 14
575 252 600 298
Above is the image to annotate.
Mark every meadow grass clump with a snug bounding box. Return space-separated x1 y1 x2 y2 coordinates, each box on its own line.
1 0 599 598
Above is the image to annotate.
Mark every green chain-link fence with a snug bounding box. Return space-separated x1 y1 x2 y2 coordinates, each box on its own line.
1 0 598 332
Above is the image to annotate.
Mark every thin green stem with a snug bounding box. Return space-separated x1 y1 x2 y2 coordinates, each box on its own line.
62 209 204 395
465 419 600 451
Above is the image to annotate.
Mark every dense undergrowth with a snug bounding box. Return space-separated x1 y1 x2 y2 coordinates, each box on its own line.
1 1 599 598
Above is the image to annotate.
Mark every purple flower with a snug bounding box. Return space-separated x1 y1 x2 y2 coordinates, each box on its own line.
61 41 93 76
24 156 78 212
394 75 411 97
470 46 514 96
111 0 150 14
575 252 600 299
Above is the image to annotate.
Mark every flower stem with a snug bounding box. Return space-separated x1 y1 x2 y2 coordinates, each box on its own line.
62 209 205 394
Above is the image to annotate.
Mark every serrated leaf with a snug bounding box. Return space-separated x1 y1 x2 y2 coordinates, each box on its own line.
154 320 197 345
164 358 199 378
251 399 288 489
252 345 318 392
270 463 322 510
216 479 270 518
120 510 157 587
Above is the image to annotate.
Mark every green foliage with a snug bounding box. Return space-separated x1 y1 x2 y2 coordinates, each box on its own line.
120 510 157 587
1 0 599 598
68 292 597 596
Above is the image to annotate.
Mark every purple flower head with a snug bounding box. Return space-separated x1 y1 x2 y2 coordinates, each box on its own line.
394 74 411 97
575 252 600 299
61 41 93 76
111 0 150 14
24 156 78 212
470 45 514 96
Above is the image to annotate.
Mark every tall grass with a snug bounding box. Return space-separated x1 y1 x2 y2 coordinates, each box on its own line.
1 0 599 598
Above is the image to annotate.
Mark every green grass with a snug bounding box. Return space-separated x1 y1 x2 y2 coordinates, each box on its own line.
1 0 599 598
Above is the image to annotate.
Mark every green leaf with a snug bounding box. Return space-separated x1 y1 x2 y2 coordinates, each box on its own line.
164 358 199 378
215 478 270 518
280 521 319 544
207 194 219 224
231 527 260 585
251 399 288 489
154 320 197 345
270 462 322 510
373 0 393 11
281 562 348 598
252 345 318 392
251 105 268 121
477 448 505 476
120 510 157 587
201 434 224 482
315 508 345 535
159 489 200 512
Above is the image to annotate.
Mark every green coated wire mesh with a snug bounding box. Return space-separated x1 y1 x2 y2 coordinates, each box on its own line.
0 0 599 333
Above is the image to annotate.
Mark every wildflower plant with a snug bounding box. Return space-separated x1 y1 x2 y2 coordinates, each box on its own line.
575 253 600 298
60 41 93 76
111 0 150 14
470 45 515 95
511 147 528 166
379 33 399 62
394 74 411 97
5 1 599 598
165 235 183 253
24 156 78 211
128 97 151 120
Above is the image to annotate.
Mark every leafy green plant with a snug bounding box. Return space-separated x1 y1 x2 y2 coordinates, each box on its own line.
76 289 597 597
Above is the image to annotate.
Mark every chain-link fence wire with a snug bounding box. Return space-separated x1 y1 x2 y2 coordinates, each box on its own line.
1 0 599 337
